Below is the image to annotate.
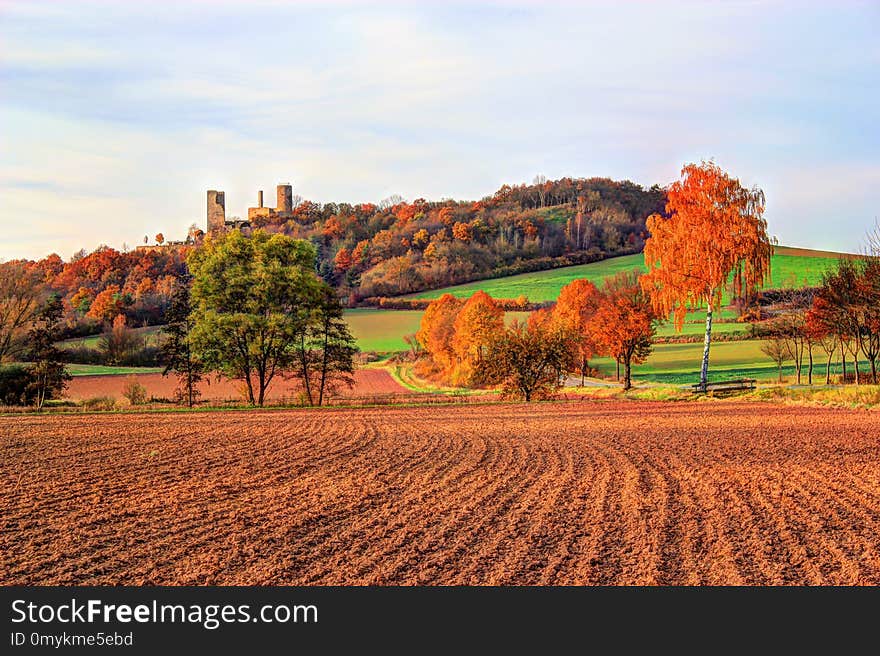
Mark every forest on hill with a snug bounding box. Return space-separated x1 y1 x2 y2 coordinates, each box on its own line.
251 176 665 302
0 176 665 340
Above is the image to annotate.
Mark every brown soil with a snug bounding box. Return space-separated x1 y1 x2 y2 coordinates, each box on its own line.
63 368 407 402
2 401 879 585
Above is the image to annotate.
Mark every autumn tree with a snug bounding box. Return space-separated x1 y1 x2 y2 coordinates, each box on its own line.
87 284 127 323
760 288 815 385
806 308 838 386
809 257 879 384
592 271 657 390
451 291 505 384
551 278 602 385
416 294 464 374
98 314 140 365
70 287 95 315
0 261 43 362
189 230 324 406
475 319 571 401
641 161 771 391
334 247 352 272
452 222 473 242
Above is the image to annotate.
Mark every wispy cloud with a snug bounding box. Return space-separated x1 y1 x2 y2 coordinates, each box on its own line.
1 0 878 259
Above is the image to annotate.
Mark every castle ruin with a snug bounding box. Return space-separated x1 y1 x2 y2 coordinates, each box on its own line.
206 183 295 235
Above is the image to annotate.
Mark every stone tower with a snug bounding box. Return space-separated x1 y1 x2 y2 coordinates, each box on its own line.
277 183 293 214
207 190 226 234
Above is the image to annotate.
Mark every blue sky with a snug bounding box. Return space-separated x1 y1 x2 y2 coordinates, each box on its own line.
1 0 878 260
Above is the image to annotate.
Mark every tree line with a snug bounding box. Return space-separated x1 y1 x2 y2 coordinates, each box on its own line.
758 256 880 384
246 176 664 302
0 230 358 408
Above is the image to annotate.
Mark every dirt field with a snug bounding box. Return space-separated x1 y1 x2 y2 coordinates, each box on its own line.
2 401 879 585
63 368 407 402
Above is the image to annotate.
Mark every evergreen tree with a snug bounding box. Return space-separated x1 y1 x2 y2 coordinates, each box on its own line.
161 276 203 406
26 295 70 409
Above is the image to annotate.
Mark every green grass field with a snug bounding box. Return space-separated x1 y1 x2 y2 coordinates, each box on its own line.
59 325 163 349
346 308 530 352
405 246 843 303
591 339 859 385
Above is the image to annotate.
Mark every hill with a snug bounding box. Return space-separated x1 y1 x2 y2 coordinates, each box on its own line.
403 245 844 304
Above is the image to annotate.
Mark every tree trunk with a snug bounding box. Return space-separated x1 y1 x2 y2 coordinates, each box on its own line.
807 344 813 386
244 372 255 405
700 304 713 391
853 346 861 386
623 355 632 391
616 358 620 382
841 347 847 384
825 351 832 385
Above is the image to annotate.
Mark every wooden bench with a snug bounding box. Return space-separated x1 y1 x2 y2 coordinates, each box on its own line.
690 379 757 395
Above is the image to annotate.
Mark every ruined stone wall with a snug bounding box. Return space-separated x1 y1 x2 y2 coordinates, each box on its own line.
277 184 292 214
207 190 226 234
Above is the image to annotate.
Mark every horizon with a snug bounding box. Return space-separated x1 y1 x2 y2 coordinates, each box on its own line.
2 0 879 261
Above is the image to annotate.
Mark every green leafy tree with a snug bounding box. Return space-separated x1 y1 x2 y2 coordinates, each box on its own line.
26 295 71 409
294 286 357 406
161 276 204 406
188 230 324 406
474 320 572 402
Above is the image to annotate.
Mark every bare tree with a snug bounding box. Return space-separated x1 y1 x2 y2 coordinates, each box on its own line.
533 174 547 208
379 194 405 210
865 218 880 257
761 338 789 383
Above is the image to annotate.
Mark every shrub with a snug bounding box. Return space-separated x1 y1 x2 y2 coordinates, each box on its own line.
81 396 117 411
0 365 36 406
121 377 148 405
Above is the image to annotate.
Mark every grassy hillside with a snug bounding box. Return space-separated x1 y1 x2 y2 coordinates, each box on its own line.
405 246 844 303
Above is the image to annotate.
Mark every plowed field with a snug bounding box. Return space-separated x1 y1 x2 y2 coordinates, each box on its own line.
2 401 879 585
63 368 406 402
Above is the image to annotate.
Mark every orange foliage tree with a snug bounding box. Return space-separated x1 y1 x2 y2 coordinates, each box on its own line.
334 247 352 272
641 161 771 390
451 291 505 384
591 271 657 390
551 279 602 385
452 222 473 242
416 293 464 375
86 284 126 323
